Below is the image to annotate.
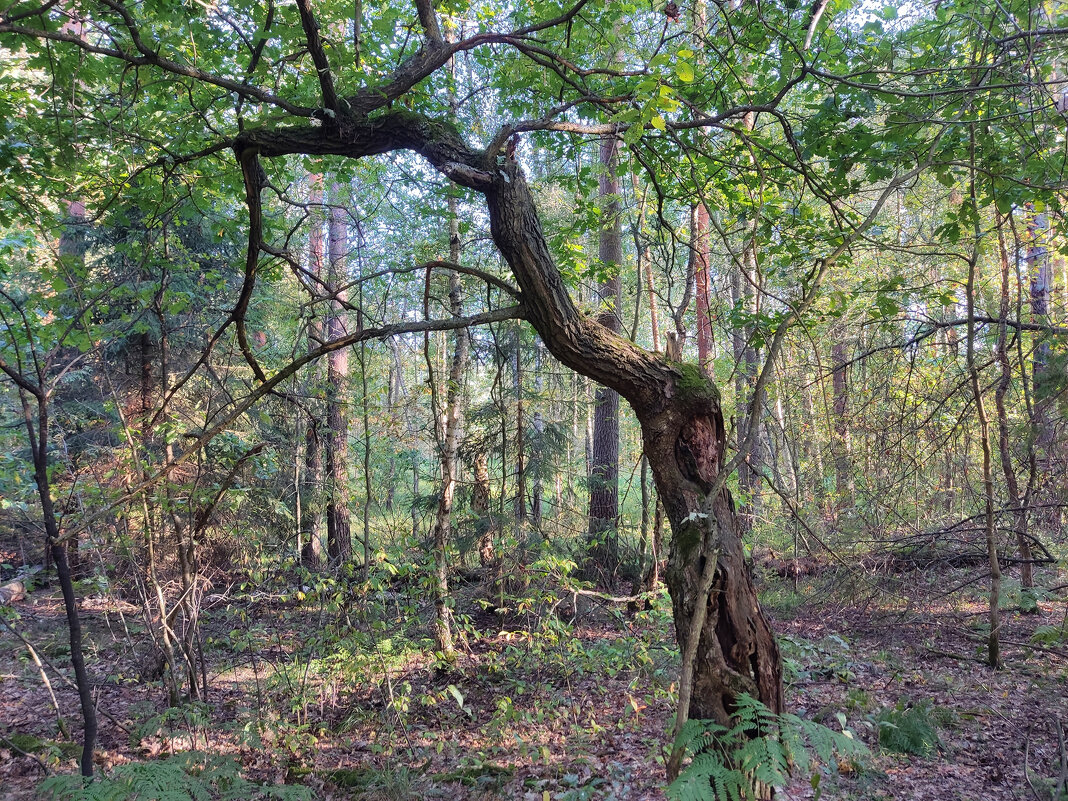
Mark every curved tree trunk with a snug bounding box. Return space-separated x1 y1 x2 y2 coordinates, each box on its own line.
237 104 784 739
641 385 784 723
482 146 783 725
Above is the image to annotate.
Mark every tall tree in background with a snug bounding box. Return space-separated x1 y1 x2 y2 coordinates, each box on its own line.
325 188 352 565
994 211 1034 591
301 176 326 570
831 325 854 507
586 133 623 580
427 191 468 656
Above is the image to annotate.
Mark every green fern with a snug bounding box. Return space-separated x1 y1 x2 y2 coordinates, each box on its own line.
874 702 939 757
667 694 867 801
37 753 314 801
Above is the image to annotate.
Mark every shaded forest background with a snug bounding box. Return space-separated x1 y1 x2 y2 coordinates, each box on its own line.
0 0 1067 798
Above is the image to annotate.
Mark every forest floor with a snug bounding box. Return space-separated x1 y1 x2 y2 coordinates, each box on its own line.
1 561 1067 800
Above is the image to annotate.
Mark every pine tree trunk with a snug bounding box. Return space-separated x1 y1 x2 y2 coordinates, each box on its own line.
587 133 623 580
693 204 713 373
302 176 326 570
325 187 351 565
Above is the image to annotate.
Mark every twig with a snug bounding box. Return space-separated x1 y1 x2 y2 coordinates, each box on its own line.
0 730 50 774
1024 726 1041 801
923 646 983 663
1058 720 1068 800
0 614 132 735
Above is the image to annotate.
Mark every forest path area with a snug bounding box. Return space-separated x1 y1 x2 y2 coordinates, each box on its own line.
2 569 1067 800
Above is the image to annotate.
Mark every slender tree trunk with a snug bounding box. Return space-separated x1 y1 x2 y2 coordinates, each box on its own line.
630 452 652 603
57 201 86 575
1027 202 1053 406
531 343 544 528
587 133 623 580
965 169 1000 669
22 391 97 776
473 451 495 568
428 190 467 657
772 384 798 498
1025 202 1059 531
730 267 754 522
301 421 325 568
159 299 203 701
830 327 854 507
514 331 526 523
693 204 713 373
645 257 661 354
994 213 1033 590
360 339 372 577
130 262 185 702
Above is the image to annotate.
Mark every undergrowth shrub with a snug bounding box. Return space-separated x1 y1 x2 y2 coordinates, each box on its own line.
667 694 866 801
37 752 314 801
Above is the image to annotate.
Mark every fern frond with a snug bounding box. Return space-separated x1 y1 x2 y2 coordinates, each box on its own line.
666 696 869 801
35 752 315 801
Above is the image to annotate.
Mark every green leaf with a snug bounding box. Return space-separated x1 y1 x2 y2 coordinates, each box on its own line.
447 684 465 709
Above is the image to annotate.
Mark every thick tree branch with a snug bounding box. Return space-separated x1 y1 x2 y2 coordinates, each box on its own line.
414 0 444 45
295 0 339 114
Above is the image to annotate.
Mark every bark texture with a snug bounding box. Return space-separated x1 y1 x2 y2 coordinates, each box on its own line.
428 196 467 657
